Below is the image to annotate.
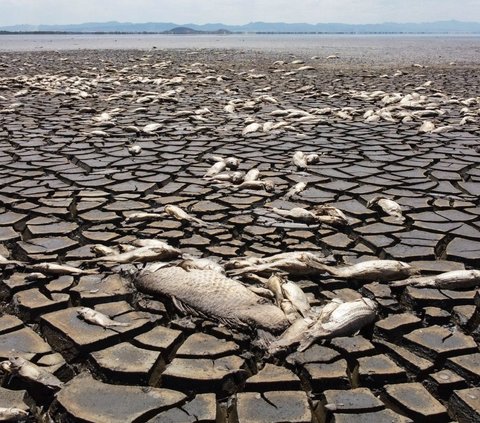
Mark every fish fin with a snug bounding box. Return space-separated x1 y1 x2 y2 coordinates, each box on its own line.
256 329 276 347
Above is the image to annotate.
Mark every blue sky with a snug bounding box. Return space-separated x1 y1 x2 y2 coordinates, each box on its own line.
1 0 479 26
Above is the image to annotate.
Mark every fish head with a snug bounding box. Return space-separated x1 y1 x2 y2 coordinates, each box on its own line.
6 356 25 370
77 307 93 318
263 180 275 192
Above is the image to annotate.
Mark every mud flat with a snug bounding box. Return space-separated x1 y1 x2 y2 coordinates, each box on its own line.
0 48 479 422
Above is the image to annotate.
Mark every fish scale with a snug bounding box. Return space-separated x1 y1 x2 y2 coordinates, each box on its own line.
135 266 289 333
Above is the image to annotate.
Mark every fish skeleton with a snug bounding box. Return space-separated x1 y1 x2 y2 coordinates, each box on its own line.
390 269 480 289
135 266 289 333
77 307 130 328
298 298 377 351
304 257 416 282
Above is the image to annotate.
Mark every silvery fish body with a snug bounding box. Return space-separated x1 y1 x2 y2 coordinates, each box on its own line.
268 317 314 354
281 281 311 317
135 266 288 333
31 262 95 275
77 307 130 328
298 298 377 351
305 257 416 282
1 357 63 390
391 269 480 289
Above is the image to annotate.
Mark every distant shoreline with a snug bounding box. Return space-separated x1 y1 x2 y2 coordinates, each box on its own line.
0 31 480 36
2 31 480 35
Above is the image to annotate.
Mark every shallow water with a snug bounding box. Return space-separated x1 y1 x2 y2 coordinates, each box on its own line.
1 33 480 65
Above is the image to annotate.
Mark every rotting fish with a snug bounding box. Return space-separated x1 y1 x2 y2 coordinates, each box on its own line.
268 316 314 354
244 168 260 182
236 180 275 192
135 266 289 333
292 151 308 170
91 246 179 264
281 280 311 317
91 244 117 256
204 161 227 178
305 153 320 164
0 357 63 390
164 204 213 227
125 212 164 223
77 307 130 328
313 205 349 227
271 207 317 224
367 196 404 222
228 252 332 277
30 262 96 276
390 269 480 290
284 181 307 199
0 407 29 421
298 298 377 351
281 299 301 323
303 257 417 282
208 171 244 184
266 273 286 305
132 239 179 252
178 257 225 274
242 122 262 136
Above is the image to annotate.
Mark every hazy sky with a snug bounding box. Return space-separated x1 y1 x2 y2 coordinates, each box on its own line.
1 0 480 26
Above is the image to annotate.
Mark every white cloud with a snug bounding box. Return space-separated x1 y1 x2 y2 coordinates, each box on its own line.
0 0 479 26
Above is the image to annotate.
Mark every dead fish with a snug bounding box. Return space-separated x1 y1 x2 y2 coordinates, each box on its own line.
242 122 261 136
228 252 331 277
135 266 289 333
91 244 116 256
367 196 404 221
178 257 225 274
304 257 416 282
91 246 179 264
313 205 349 226
292 151 308 169
284 182 307 199
281 280 311 317
164 204 213 227
247 286 275 300
0 357 63 390
127 144 142 155
125 211 164 223
236 180 275 191
77 307 130 328
30 262 95 276
305 153 320 164
298 298 377 351
142 123 163 133
281 299 301 323
390 269 480 290
244 168 260 182
0 407 29 421
208 171 244 183
268 316 314 354
204 161 227 178
272 207 317 224
266 273 286 305
132 239 179 253
419 120 435 133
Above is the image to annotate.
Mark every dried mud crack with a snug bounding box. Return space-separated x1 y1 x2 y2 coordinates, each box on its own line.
0 48 479 423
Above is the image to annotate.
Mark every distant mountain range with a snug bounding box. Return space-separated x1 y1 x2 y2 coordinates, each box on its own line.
1 20 480 34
